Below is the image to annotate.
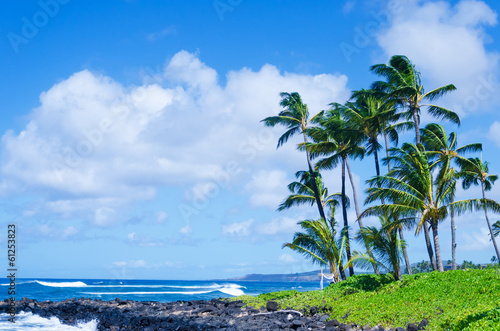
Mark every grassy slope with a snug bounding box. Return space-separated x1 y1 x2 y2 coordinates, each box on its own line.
231 269 500 330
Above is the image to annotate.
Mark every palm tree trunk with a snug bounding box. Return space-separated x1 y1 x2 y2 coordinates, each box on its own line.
431 220 444 272
303 135 328 223
410 113 436 270
423 222 437 270
384 131 391 172
451 206 457 270
412 107 421 144
341 157 353 277
482 183 500 262
372 140 381 177
398 228 412 275
345 159 379 275
384 131 412 275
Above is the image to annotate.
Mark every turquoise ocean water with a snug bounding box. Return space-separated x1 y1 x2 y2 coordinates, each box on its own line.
0 278 320 330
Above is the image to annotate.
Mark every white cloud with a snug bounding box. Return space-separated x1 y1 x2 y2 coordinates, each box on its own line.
127 232 164 247
459 226 494 251
279 253 298 264
94 207 116 227
256 216 300 235
0 51 350 225
376 0 499 116
245 170 289 208
156 211 168 223
179 224 192 236
222 219 254 237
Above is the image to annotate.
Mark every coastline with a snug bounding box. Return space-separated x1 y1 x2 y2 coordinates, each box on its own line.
1 297 427 331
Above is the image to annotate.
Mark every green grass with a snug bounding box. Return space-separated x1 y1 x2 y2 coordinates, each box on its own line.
230 268 500 330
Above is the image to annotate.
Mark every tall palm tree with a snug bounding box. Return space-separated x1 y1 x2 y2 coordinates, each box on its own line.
343 89 414 275
278 170 346 231
348 215 406 281
370 55 459 144
303 109 365 277
283 217 347 283
339 89 408 178
262 92 328 223
363 143 455 272
457 157 500 263
421 123 482 270
371 55 459 270
278 170 348 280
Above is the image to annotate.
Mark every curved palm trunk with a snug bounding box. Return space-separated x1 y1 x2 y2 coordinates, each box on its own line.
451 207 457 270
303 135 328 223
384 131 412 275
341 157 353 277
345 159 379 275
431 220 444 272
482 183 500 262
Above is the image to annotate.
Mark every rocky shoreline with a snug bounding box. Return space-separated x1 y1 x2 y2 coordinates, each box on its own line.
1 297 429 331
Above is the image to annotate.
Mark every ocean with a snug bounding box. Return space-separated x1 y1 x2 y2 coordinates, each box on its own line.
0 278 320 330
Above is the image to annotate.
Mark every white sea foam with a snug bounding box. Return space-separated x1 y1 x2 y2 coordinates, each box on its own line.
218 286 245 296
0 312 97 330
36 280 88 287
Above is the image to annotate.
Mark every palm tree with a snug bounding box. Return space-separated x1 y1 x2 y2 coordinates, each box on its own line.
421 123 482 270
339 89 408 178
363 143 457 272
457 157 500 263
303 109 365 277
370 55 459 144
342 89 414 275
278 170 346 231
283 217 347 283
371 55 459 270
348 215 406 281
277 170 348 279
262 92 328 223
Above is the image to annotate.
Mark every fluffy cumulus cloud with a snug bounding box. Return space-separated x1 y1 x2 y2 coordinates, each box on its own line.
1 51 350 225
376 0 499 116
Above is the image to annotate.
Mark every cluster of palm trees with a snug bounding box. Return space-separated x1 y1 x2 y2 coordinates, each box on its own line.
262 55 500 282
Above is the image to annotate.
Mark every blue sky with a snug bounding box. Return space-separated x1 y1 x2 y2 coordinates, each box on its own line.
2 0 500 280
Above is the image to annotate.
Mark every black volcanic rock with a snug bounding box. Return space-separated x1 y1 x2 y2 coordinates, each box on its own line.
0 298 428 330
